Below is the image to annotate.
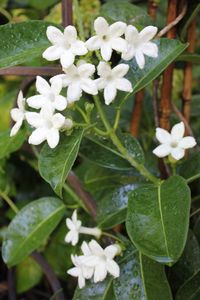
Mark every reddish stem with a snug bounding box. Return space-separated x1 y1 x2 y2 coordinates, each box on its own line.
130 90 145 137
62 0 73 27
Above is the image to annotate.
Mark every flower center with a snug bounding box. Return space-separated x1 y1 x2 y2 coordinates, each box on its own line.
102 35 109 41
170 141 178 148
45 120 53 129
48 93 55 102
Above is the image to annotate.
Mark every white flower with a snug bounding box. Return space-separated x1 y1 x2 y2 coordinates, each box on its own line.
86 17 127 61
122 25 158 69
153 122 197 160
65 210 101 246
96 62 132 105
67 254 93 289
43 26 88 68
82 240 120 283
27 76 67 112
51 61 98 104
26 106 66 149
10 91 26 136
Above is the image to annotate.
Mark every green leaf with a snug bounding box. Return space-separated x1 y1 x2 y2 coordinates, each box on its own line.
177 53 200 64
2 197 65 267
101 0 152 27
97 184 138 229
175 271 200 300
180 3 200 40
126 175 191 264
39 129 84 197
16 256 42 293
0 21 59 69
0 129 26 159
29 0 58 10
179 152 200 183
114 251 172 300
125 38 187 96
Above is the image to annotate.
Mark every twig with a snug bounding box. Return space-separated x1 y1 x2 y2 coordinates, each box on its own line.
62 0 73 27
31 252 65 300
157 2 187 38
67 171 97 219
0 66 62 76
130 90 144 137
148 0 158 21
182 20 196 126
7 268 16 300
172 102 194 137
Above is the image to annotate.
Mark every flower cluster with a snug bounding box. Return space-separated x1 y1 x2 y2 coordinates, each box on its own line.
65 210 121 288
10 17 158 148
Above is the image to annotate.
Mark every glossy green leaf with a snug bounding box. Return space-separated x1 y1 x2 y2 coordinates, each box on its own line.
0 129 26 159
179 152 200 183
177 54 200 64
0 21 57 69
175 271 200 300
39 129 84 197
101 0 152 27
16 256 42 293
126 175 191 264
2 197 65 267
97 184 138 229
114 251 172 300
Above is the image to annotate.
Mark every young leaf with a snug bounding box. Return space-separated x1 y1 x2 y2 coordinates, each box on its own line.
0 129 26 159
179 152 200 183
126 175 191 264
39 129 84 197
0 21 59 69
2 197 65 267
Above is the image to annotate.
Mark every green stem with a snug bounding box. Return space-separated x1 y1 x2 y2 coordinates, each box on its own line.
75 105 88 123
63 184 88 212
0 190 19 214
102 232 124 244
73 0 85 41
113 108 121 131
93 95 159 184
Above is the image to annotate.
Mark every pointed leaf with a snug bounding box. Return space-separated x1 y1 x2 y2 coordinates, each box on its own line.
175 271 200 300
0 129 26 159
179 152 200 183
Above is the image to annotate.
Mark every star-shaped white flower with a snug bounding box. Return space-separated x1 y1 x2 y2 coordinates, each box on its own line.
122 25 158 69
10 91 26 137
86 17 127 61
82 240 120 283
26 106 66 149
27 76 67 112
51 61 98 104
153 122 197 160
67 254 93 289
96 62 132 105
43 26 88 68
65 210 82 246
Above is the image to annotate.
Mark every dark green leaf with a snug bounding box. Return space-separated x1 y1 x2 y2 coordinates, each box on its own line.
179 152 200 183
180 3 200 40
0 129 26 159
126 175 191 264
175 271 200 300
39 129 84 197
2 197 65 267
0 21 59 69
177 54 200 64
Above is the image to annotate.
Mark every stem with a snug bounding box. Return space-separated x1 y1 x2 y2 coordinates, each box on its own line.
93 96 159 184
113 108 121 131
62 0 73 27
102 232 124 244
73 0 85 40
75 105 88 123
130 90 144 137
0 191 19 214
63 184 87 211
190 207 200 218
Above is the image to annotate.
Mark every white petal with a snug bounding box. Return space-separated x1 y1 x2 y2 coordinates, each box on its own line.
51 78 63 95
17 91 24 109
97 61 111 77
65 231 73 243
27 95 46 109
106 259 120 277
153 144 171 158
135 50 145 69
95 78 106 90
80 78 98 95
89 240 104 256
100 43 112 61
104 245 119 259
42 45 63 61
28 128 47 145
81 241 91 256
64 25 77 43
171 148 185 160
72 209 78 222
142 42 158 58
86 36 101 51
26 112 43 128
125 25 139 43
10 108 23 122
94 263 107 283
139 26 158 43
155 128 172 144
116 78 132 92
112 64 129 78
67 83 82 102
52 113 66 129
80 255 99 267
78 63 96 78
71 40 88 55
104 83 117 105
36 76 50 95
67 267 80 277
109 22 126 37
54 95 67 111
50 74 69 87
179 137 197 149
10 120 23 137
171 122 185 141
46 26 64 44
46 127 60 148
122 46 135 61
78 275 85 289
111 37 127 53
82 266 94 279
94 17 109 36
72 233 79 246
60 51 75 68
